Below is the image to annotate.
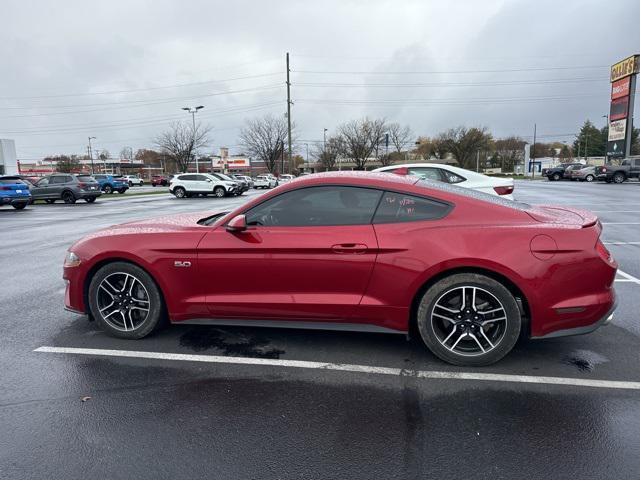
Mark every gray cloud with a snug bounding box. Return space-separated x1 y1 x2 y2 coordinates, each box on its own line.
1 0 638 161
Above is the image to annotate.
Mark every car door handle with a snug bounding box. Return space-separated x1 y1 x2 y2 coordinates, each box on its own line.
331 243 368 254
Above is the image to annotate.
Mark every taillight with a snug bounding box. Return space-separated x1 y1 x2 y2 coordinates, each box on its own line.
0 186 10 191
493 185 514 195
596 239 614 264
601 167 607 172
77 182 87 188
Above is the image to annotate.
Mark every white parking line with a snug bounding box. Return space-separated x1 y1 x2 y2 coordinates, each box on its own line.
602 223 640 225
34 346 640 391
616 270 640 285
604 242 640 245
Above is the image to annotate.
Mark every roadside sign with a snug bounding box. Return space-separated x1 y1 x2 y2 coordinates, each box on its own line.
611 77 631 100
611 55 639 82
609 96 629 121
607 140 626 158
608 119 626 141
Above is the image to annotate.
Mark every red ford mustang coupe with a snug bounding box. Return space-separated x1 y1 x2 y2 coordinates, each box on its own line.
63 172 617 366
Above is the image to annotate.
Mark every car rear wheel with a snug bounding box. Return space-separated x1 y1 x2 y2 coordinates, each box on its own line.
213 186 225 198
12 203 27 210
85 197 96 203
585 174 595 182
416 273 521 367
103 185 113 194
62 191 76 204
613 172 626 184
88 262 164 339
552 173 561 181
173 187 186 198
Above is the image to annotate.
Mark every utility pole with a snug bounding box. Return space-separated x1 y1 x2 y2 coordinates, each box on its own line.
602 114 609 163
305 143 309 172
476 150 480 173
584 131 588 162
286 52 293 174
531 123 536 179
88 136 96 174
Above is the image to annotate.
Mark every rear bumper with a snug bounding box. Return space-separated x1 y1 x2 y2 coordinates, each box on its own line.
78 191 103 199
1 196 31 206
531 290 617 340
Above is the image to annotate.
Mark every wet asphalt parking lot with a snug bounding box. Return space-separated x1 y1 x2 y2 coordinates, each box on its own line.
2 180 640 479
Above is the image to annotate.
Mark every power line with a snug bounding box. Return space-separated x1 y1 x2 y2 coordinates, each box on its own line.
292 65 608 75
0 72 283 100
294 77 607 88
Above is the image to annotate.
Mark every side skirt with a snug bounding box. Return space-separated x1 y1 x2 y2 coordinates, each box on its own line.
176 318 406 335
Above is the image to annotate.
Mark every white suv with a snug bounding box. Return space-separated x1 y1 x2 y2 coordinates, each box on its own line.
169 173 238 198
253 175 278 189
122 175 144 186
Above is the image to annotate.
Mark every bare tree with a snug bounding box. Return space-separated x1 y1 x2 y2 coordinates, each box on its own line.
439 126 492 169
239 114 291 174
119 147 133 161
387 122 413 153
337 117 386 170
155 121 211 173
313 136 342 171
494 137 525 172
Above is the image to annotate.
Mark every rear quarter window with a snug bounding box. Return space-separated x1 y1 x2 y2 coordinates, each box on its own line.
374 191 451 223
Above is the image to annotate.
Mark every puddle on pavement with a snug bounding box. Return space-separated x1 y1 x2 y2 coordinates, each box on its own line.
562 349 609 373
179 326 285 359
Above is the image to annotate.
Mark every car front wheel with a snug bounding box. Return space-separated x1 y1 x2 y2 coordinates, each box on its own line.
416 273 521 367
173 187 186 198
552 173 561 181
85 197 96 203
103 185 113 194
88 262 164 339
585 175 595 182
213 186 225 198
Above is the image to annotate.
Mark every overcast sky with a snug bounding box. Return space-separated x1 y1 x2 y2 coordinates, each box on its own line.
2 0 639 161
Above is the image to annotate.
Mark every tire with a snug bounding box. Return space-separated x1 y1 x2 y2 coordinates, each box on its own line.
103 184 113 194
416 273 521 367
585 175 595 182
45 199 56 204
173 187 186 198
12 203 27 210
140 181 144 186
152 184 156 187
118 189 127 194
88 261 164 339
62 191 76 204
128 181 133 187
613 172 626 184
85 197 96 203
213 186 225 198
552 173 561 181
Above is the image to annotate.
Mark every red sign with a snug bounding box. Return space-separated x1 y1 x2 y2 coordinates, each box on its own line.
610 96 629 121
611 77 631 100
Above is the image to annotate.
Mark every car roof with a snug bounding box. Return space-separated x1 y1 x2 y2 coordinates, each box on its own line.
286 171 419 189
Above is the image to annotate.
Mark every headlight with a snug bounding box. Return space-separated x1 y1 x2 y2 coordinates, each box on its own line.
224 182 236 187
64 251 81 267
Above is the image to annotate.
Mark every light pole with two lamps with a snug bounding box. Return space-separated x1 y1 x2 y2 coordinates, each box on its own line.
182 106 204 173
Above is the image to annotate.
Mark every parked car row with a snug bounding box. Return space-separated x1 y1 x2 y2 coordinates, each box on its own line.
1 173 102 209
543 159 640 184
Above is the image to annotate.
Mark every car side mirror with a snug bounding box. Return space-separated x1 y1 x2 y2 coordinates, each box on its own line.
206 179 212 182
226 214 247 232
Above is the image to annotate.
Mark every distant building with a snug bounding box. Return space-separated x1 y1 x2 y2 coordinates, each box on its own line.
0 139 18 175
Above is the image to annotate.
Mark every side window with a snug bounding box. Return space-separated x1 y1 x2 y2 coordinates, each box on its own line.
634 159 640 167
245 186 383 226
373 191 451 223
49 176 66 184
195 175 209 181
36 178 50 186
180 175 197 181
407 167 444 182
440 169 465 184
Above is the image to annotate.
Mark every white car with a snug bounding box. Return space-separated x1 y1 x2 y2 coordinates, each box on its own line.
122 175 144 187
373 163 514 199
253 175 278 189
169 173 238 198
278 174 295 183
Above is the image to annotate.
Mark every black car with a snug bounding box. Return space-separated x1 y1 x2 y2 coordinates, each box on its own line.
31 174 102 204
543 163 583 181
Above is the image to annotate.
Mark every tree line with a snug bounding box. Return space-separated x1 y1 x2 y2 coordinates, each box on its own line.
40 115 640 175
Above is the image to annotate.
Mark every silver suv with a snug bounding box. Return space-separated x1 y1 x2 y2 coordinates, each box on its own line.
30 174 102 204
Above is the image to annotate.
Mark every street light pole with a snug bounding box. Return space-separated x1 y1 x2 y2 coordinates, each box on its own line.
602 114 609 163
182 106 204 173
88 136 96 174
305 143 309 172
